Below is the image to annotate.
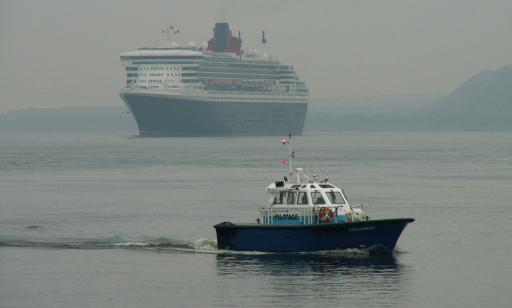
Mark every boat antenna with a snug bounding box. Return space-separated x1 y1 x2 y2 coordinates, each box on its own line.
288 133 294 173
282 133 293 173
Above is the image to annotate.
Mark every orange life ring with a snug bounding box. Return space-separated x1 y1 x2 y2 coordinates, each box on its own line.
318 207 334 223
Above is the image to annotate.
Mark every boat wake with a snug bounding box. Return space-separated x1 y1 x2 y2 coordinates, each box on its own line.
0 236 218 253
0 236 395 257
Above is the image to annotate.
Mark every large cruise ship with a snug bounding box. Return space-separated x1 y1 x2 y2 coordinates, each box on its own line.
119 23 309 136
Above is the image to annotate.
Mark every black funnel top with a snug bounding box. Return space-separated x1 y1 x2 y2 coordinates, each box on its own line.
214 23 229 52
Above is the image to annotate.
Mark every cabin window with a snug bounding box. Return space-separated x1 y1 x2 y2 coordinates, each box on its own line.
326 191 345 204
319 184 334 188
311 192 326 205
297 192 308 205
273 191 286 204
286 192 296 205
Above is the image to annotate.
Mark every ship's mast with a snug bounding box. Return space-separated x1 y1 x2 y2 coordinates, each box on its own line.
161 24 180 46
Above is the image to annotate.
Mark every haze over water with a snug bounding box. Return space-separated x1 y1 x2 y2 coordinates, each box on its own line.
1 132 511 307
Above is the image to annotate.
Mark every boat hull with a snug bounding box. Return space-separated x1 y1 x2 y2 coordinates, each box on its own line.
214 218 414 252
120 92 308 136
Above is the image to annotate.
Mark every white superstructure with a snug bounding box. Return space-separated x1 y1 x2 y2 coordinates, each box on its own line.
120 48 309 103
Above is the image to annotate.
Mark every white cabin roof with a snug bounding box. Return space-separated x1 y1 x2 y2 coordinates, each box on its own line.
267 181 339 192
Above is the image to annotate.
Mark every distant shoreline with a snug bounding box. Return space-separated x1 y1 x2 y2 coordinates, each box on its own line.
2 63 511 132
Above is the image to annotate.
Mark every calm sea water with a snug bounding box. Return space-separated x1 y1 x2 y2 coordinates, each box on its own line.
1 131 511 307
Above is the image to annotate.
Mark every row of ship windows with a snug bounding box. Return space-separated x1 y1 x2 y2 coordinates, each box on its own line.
199 68 295 74
129 78 286 83
127 79 305 88
127 79 164 83
179 62 288 71
136 66 183 71
132 73 295 80
123 56 202 61
200 69 294 76
128 63 297 74
203 63 295 72
128 74 300 82
127 79 200 83
130 64 294 75
125 81 305 95
199 73 299 80
129 73 182 77
131 61 195 65
202 69 296 76
129 80 163 83
203 62 287 68
205 58 283 63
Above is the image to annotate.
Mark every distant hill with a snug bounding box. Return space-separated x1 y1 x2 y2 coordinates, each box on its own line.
420 64 512 130
306 65 512 131
304 94 441 131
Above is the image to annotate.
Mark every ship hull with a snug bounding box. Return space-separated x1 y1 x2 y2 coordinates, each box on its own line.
120 92 308 136
214 218 414 252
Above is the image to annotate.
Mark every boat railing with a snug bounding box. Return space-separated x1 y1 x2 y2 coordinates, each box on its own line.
259 207 321 225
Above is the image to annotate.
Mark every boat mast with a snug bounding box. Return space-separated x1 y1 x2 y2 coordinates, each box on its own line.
288 133 293 173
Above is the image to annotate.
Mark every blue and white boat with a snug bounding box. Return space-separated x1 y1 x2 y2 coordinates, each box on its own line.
214 136 414 253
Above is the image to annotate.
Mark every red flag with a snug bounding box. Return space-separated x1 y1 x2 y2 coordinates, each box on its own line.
281 159 287 166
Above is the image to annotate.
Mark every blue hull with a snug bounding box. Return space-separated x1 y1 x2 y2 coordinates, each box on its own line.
120 92 308 136
214 218 414 252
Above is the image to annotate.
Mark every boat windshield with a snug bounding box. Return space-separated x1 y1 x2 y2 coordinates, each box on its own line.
311 192 325 205
286 192 296 205
297 192 308 205
326 191 345 204
273 191 286 204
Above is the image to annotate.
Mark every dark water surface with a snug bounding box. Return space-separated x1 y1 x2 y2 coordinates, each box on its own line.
1 132 511 307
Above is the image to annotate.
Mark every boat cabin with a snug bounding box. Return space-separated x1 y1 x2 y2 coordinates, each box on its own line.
259 168 365 225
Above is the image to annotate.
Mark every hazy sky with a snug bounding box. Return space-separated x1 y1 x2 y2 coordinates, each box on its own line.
1 0 511 112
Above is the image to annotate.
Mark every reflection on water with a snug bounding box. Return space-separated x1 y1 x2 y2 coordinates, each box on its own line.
216 253 409 307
